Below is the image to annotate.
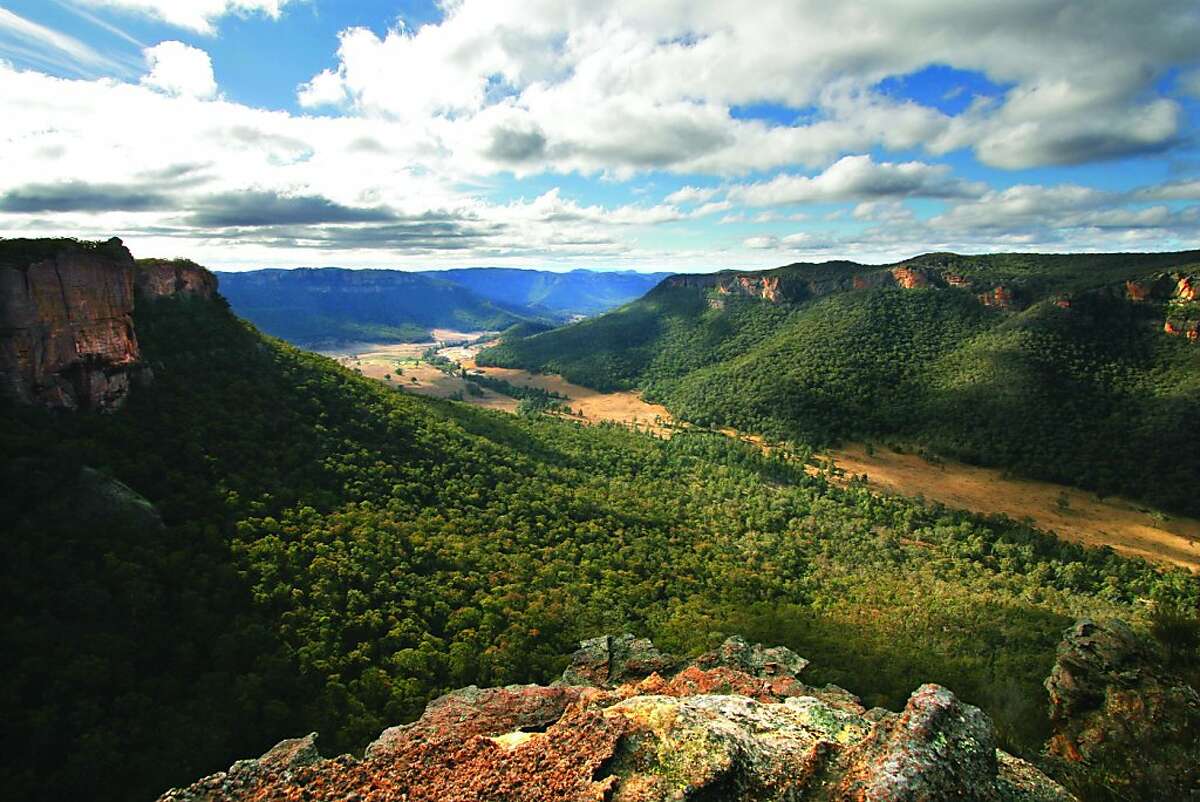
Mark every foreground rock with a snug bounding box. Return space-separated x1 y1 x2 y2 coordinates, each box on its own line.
1045 618 1200 800
160 635 1073 802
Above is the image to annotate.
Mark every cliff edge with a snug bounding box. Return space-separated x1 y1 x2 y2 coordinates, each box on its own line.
159 634 1074 802
0 237 217 411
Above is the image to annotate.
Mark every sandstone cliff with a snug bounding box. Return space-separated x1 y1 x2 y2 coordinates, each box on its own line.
136 258 219 300
159 634 1073 802
0 237 143 411
0 238 220 411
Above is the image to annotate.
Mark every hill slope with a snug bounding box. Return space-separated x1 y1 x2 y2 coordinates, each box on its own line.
478 251 1200 514
3 240 1197 801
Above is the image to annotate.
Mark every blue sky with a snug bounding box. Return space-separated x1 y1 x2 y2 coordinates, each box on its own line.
0 1 1198 271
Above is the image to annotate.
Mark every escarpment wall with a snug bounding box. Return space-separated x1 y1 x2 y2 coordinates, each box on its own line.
0 238 220 411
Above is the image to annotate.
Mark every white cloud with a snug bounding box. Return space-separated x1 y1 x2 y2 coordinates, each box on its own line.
727 155 984 206
743 235 779 249
297 68 348 108
295 0 1199 176
665 185 718 204
79 1 295 35
141 41 217 98
0 7 125 75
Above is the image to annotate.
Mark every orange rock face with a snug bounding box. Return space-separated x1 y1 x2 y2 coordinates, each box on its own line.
1174 274 1197 302
1125 279 1154 301
978 286 1016 310
735 275 781 301
890 266 932 289
0 238 143 411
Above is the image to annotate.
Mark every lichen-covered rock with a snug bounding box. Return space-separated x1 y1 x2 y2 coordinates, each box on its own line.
1045 618 1200 800
160 636 1074 802
559 633 675 688
0 237 143 410
366 684 586 757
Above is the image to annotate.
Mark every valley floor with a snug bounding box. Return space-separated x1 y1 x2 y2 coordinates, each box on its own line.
333 338 1200 572
827 444 1200 572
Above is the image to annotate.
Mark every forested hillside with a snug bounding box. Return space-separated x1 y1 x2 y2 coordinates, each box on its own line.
479 251 1200 515
3 278 1197 802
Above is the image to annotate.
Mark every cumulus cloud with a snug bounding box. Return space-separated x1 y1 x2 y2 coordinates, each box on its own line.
141 41 217 98
79 0 295 35
727 155 984 206
665 186 719 204
294 0 1199 175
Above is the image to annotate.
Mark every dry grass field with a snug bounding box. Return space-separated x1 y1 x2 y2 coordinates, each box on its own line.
827 443 1200 572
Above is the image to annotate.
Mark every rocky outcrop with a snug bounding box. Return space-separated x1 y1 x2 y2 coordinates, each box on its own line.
160 635 1073 802
136 258 219 300
978 285 1016 310
1045 618 1200 800
890 265 932 289
0 237 143 411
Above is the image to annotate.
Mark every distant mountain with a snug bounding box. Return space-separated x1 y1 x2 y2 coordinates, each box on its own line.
417 267 672 317
479 250 1200 515
216 266 672 346
215 268 537 346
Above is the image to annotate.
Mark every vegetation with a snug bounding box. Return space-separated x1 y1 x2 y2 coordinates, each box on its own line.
480 252 1200 515
2 292 1197 802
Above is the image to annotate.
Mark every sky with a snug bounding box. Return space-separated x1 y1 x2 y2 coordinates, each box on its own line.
0 1 1199 272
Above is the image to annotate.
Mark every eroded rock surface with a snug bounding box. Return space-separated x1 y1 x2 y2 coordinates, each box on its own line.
136 258 219 300
1045 618 1200 800
160 636 1074 802
0 237 142 410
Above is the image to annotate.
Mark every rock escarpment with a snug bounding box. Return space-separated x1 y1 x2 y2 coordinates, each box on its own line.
136 258 219 300
664 262 1021 311
0 238 218 411
0 237 142 410
1045 618 1200 800
159 634 1073 802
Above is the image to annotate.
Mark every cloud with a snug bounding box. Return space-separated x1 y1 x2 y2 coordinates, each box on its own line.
0 180 174 212
0 7 125 76
296 0 1199 176
1135 179 1200 201
78 0 296 35
141 41 217 98
727 155 984 206
665 185 718 204
743 236 779 249
187 191 397 227
485 124 547 163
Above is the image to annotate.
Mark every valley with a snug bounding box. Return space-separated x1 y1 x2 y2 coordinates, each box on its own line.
342 335 1200 571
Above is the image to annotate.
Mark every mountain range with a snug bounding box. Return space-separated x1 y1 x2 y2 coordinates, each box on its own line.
479 251 1200 515
215 267 671 346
